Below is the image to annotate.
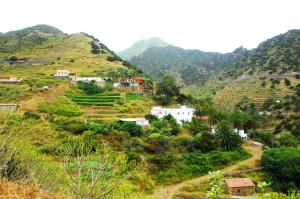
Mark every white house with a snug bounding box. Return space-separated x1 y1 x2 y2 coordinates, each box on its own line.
54 70 70 79
119 118 150 128
234 129 248 140
150 106 194 125
210 128 248 140
259 111 271 116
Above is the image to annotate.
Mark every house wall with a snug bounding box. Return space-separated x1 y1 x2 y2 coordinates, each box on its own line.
151 106 194 125
228 186 255 196
0 105 17 111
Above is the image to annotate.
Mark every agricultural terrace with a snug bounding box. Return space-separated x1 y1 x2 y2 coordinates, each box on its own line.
66 92 154 122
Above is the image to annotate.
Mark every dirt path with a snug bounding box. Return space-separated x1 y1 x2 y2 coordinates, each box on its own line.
153 141 263 199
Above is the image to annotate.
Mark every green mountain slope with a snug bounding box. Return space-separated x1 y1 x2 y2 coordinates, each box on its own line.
226 29 300 73
130 45 226 85
0 24 65 52
129 30 300 86
117 37 168 60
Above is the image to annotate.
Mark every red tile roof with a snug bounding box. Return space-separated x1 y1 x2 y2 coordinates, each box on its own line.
225 178 255 188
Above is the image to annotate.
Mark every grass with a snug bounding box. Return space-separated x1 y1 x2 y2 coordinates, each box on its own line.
0 84 35 103
38 96 83 116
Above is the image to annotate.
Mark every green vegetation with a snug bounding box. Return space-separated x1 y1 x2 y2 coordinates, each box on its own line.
91 41 101 54
67 93 122 106
262 147 300 192
207 171 225 199
77 81 103 95
154 74 181 105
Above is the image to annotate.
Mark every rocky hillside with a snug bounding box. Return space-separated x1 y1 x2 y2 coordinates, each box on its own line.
117 37 168 60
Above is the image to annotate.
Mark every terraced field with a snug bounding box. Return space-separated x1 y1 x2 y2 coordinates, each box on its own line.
67 92 155 121
212 77 299 110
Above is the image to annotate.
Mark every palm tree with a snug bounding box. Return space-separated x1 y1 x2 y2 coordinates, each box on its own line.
216 120 242 151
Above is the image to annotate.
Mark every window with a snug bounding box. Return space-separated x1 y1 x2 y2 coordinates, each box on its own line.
178 112 180 115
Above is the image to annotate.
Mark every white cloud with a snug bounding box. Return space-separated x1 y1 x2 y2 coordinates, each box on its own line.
0 0 300 52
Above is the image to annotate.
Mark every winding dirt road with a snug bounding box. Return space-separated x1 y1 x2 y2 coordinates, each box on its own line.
153 141 263 199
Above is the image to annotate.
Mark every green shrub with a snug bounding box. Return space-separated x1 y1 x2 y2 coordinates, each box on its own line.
77 81 102 95
121 122 143 137
145 133 169 154
23 111 40 120
89 123 111 135
8 55 18 61
149 154 177 170
91 41 100 54
262 147 300 192
55 118 88 134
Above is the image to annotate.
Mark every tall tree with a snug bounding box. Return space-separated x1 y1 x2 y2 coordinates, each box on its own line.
155 74 180 105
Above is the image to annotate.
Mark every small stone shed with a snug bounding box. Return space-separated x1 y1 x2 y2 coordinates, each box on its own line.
225 178 255 196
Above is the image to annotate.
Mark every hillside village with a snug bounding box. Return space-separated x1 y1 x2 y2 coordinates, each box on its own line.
0 24 299 199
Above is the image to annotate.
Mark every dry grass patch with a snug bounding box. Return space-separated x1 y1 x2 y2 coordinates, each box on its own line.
0 180 70 199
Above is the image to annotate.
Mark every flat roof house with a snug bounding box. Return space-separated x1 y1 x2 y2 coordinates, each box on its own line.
73 76 107 87
0 77 22 84
150 106 194 125
225 178 255 196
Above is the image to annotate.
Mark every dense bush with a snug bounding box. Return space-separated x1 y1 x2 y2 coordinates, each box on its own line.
8 56 18 61
89 123 111 135
149 154 177 170
55 119 88 134
23 111 40 120
262 147 300 192
77 81 102 95
284 78 291 86
121 122 143 137
91 41 100 54
145 133 169 154
189 132 216 152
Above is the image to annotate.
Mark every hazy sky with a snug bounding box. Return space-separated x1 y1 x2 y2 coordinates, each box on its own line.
1 0 300 52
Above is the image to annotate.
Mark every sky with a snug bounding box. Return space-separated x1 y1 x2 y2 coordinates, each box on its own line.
1 0 300 53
